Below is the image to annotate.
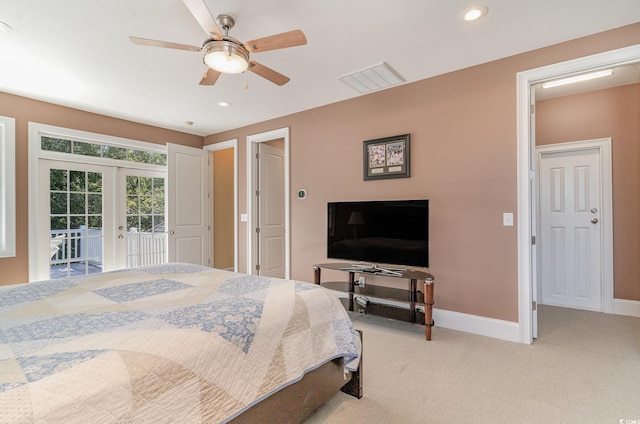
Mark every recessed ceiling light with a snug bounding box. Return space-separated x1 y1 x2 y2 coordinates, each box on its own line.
461 6 488 21
218 101 231 107
0 21 13 32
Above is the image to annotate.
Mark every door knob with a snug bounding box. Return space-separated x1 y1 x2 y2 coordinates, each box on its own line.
169 230 175 235
118 225 124 231
591 218 598 224
590 208 598 214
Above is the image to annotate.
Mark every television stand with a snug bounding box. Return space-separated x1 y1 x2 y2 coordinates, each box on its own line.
313 262 435 340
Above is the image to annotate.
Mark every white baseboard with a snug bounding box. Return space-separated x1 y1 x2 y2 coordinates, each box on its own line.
346 297 637 344
432 300 640 343
433 308 520 343
431 299 640 344
613 298 640 318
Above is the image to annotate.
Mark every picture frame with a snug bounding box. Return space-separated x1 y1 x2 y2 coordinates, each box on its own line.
363 134 410 180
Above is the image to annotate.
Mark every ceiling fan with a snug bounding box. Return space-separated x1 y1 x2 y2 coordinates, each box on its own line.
129 0 307 86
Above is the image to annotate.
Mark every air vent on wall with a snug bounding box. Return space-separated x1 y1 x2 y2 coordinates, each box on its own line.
338 62 405 94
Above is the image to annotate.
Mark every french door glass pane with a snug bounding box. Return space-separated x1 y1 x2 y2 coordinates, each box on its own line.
125 174 167 268
49 169 103 279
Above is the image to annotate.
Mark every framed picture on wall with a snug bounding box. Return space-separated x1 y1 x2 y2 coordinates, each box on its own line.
363 134 410 180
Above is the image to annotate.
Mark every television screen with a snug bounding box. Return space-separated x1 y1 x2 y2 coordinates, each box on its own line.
327 200 429 268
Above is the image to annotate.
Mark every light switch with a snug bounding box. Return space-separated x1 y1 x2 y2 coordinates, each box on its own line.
503 213 514 226
240 213 248 222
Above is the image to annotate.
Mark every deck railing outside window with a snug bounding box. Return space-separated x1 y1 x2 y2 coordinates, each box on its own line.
49 226 167 277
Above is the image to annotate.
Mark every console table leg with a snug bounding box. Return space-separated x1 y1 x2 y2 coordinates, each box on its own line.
348 272 355 312
424 278 435 341
409 278 417 322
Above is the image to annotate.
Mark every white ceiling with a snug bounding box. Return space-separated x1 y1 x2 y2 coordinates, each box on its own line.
1 0 639 136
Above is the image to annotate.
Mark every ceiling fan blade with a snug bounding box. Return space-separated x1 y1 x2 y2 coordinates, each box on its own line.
199 68 221 85
129 36 201 52
248 61 290 86
182 0 223 40
244 29 307 53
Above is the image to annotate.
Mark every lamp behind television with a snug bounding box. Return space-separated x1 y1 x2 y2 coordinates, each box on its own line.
327 199 429 272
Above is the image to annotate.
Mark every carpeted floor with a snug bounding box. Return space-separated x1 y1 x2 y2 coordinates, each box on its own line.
305 305 640 423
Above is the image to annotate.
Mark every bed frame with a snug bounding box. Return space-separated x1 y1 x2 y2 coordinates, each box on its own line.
230 330 363 423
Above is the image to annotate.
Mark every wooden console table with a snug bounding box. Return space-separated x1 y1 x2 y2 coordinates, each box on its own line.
313 263 435 340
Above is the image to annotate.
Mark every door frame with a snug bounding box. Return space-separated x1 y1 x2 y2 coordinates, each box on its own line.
536 138 613 312
28 122 167 282
246 127 290 279
516 44 640 343
205 139 238 272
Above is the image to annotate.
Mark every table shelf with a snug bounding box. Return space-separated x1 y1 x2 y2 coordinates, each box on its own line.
314 263 435 340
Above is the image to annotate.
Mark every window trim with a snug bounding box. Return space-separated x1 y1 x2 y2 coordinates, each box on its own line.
0 116 16 258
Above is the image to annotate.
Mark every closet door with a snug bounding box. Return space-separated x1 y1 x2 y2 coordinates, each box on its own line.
167 143 210 266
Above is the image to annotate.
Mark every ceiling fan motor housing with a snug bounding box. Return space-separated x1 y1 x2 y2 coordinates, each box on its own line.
203 38 250 74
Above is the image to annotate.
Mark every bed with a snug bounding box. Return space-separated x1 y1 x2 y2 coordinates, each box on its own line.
0 263 362 423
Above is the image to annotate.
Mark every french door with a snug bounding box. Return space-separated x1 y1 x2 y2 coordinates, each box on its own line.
117 169 167 270
39 160 167 280
39 160 116 279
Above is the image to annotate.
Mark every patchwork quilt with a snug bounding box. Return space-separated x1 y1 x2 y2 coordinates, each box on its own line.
0 263 361 423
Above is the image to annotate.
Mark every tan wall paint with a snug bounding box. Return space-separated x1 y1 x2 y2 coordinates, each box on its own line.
264 138 284 149
205 23 640 322
213 148 235 269
536 84 640 301
0 92 203 286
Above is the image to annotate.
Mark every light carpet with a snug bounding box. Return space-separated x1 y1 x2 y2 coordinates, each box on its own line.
305 305 640 423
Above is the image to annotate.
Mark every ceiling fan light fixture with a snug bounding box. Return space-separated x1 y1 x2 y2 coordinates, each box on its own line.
204 41 249 74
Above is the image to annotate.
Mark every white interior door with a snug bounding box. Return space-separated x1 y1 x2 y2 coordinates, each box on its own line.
167 143 209 266
257 143 285 278
538 145 602 311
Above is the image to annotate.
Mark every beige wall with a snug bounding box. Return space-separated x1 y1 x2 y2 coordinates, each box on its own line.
213 148 235 269
536 83 640 301
205 23 640 322
0 92 203 286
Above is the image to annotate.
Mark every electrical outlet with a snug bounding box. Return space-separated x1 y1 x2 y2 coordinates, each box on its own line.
355 295 368 308
358 276 365 287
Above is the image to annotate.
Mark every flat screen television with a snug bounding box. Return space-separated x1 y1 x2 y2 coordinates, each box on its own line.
327 199 429 269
